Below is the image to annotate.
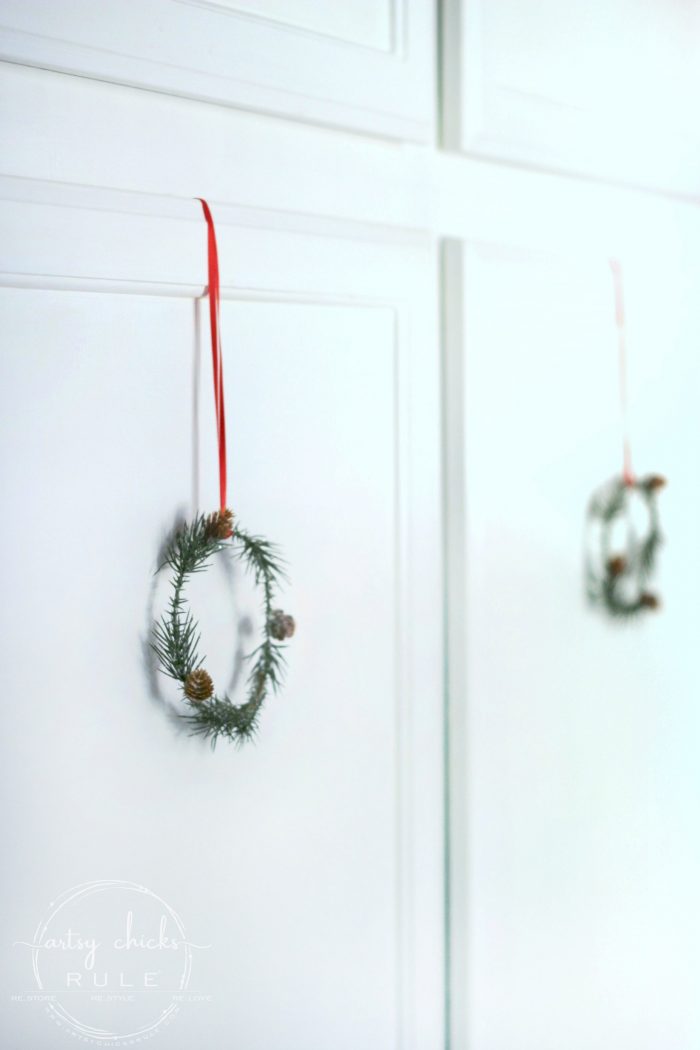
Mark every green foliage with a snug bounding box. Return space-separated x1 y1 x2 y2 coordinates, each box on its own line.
151 513 292 747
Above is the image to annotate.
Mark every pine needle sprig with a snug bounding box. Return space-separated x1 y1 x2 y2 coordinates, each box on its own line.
151 512 295 747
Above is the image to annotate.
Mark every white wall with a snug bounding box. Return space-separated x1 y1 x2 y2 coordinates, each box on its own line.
0 2 699 1048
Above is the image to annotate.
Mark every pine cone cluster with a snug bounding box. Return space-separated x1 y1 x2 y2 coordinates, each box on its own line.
204 508 234 540
268 609 296 641
184 668 214 701
640 592 660 611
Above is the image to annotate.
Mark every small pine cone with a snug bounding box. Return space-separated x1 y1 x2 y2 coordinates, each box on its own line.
184 668 214 702
607 555 627 578
204 508 234 540
268 609 296 641
640 592 661 611
642 474 667 492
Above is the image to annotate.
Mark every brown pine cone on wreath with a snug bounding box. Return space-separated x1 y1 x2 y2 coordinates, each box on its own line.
184 668 214 701
268 609 296 641
641 474 667 492
204 508 234 540
607 555 627 578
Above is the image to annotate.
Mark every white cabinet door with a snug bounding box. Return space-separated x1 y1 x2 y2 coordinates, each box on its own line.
0 186 444 1049
0 0 435 141
444 240 700 1049
442 0 700 196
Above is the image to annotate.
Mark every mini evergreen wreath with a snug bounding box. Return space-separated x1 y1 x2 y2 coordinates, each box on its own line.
151 508 295 746
585 474 667 618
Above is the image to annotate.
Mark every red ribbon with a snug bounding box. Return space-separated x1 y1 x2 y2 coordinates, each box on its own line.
609 258 635 486
197 198 228 514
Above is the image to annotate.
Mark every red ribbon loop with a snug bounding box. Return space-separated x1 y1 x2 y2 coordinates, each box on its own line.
197 198 228 513
609 258 635 486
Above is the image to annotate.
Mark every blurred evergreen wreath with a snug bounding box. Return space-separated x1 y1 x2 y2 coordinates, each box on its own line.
585 474 667 619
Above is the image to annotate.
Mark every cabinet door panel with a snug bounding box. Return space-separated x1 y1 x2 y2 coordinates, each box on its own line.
442 0 700 196
444 240 700 1049
0 188 443 1049
0 0 434 141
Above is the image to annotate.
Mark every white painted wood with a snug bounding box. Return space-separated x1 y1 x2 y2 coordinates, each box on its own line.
0 178 431 295
210 0 393 50
2 4 700 1046
442 0 700 198
441 238 469 1050
444 239 700 1049
0 0 435 141
0 192 444 1048
3 62 700 256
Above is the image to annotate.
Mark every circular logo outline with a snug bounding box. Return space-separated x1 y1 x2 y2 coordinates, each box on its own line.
28 879 193 1043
